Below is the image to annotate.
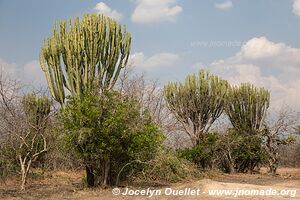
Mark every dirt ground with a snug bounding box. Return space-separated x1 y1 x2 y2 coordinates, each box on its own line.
0 167 299 200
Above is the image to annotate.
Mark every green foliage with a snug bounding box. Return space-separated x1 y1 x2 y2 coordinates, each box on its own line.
164 70 229 145
0 143 19 179
178 131 267 173
178 133 220 169
134 149 201 183
59 91 164 185
40 14 131 105
226 83 270 134
227 130 267 172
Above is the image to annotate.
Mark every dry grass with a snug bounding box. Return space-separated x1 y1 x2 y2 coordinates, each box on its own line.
0 167 299 200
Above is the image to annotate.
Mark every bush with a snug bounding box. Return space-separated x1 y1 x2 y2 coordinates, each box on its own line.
178 131 268 173
178 133 220 169
59 91 165 186
0 143 19 179
132 149 201 183
226 130 267 172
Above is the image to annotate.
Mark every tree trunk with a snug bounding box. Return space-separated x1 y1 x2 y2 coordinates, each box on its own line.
103 159 110 186
85 165 95 187
20 166 26 191
269 160 278 176
20 162 31 190
19 156 31 191
268 153 278 176
227 149 235 174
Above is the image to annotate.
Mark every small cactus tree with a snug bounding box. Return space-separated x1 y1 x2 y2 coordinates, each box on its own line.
40 14 131 105
226 83 270 134
164 70 229 146
23 94 51 128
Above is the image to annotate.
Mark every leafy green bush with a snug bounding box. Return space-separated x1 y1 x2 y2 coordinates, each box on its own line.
59 91 164 186
178 133 220 169
178 131 267 173
225 130 267 172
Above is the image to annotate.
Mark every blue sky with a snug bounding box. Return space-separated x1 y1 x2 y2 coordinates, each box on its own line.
0 0 300 110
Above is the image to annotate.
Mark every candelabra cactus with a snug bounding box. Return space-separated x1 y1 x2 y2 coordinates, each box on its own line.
40 14 131 105
226 83 270 134
164 69 229 146
22 94 51 127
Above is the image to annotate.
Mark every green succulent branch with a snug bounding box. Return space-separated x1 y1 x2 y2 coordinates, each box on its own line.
164 69 229 145
40 14 131 105
22 94 51 127
226 83 270 134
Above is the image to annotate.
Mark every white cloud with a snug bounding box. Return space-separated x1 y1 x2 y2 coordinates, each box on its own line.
23 60 46 85
129 52 179 70
293 0 300 16
239 37 284 59
0 58 46 86
215 0 233 11
95 2 122 20
196 37 300 110
131 0 182 24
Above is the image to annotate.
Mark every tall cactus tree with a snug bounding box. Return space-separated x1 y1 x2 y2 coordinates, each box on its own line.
40 14 131 105
40 14 131 187
164 70 229 146
226 83 270 134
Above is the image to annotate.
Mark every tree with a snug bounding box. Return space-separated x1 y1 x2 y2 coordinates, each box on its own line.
164 70 229 146
224 83 270 173
40 13 131 105
0 72 52 190
59 91 164 186
263 108 297 175
18 94 51 190
226 83 270 134
39 14 131 186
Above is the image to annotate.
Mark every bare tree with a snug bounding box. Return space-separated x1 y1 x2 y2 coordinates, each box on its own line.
0 71 52 190
263 107 298 175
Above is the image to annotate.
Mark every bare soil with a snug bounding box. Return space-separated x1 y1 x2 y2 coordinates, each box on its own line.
0 167 299 200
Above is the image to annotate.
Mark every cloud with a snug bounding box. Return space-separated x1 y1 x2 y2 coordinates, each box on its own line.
215 0 233 11
129 52 179 70
131 0 183 24
95 2 122 20
0 58 46 86
293 0 300 16
22 60 46 85
195 37 300 110
239 37 284 59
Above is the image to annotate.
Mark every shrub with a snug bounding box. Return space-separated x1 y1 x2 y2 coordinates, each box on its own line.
0 143 19 179
178 133 220 169
227 130 267 172
178 131 268 173
132 149 201 183
59 91 165 186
